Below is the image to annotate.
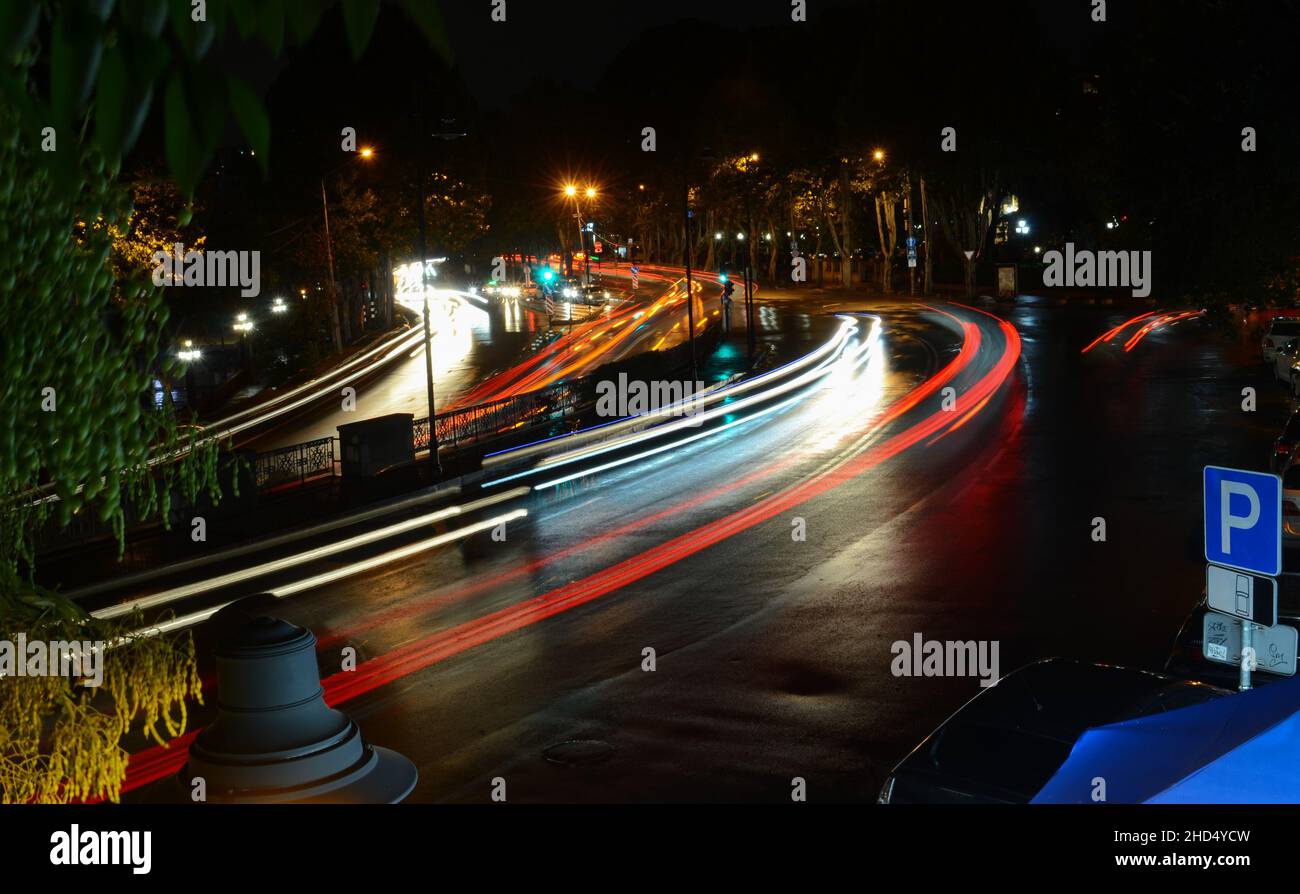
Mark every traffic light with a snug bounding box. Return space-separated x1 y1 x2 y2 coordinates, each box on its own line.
722 280 735 300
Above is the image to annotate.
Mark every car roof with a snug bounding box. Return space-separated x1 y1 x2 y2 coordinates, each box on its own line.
892 658 1227 797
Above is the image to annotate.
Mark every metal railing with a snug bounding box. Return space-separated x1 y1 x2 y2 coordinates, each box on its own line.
414 380 582 452
251 436 337 490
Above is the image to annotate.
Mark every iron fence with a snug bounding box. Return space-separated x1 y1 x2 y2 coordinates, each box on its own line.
414 380 582 452
252 436 337 489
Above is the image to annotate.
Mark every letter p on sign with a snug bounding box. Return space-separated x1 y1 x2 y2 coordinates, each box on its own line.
1204 466 1282 577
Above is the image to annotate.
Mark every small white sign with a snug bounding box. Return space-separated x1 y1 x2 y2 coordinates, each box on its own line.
1202 614 1297 676
1206 564 1277 627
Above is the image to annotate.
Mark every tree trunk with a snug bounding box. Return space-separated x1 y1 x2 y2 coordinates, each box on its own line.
920 176 933 296
875 192 899 295
328 290 343 353
839 163 852 287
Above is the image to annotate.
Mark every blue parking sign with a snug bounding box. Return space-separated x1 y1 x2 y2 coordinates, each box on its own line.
1204 466 1282 576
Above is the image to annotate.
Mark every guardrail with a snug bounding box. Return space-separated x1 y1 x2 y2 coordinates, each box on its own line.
251 436 337 490
413 380 582 452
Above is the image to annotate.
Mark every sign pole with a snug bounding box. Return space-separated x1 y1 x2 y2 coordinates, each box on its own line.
1241 622 1254 691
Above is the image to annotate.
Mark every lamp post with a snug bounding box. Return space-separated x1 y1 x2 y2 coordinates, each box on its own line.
681 149 713 384
320 146 376 352
739 151 760 361
414 116 468 479
563 184 599 289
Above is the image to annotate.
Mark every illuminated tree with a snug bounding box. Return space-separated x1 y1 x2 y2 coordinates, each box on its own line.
0 0 448 803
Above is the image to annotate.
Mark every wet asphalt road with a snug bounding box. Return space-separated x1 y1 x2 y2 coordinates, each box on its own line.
241 275 696 452
130 293 1289 803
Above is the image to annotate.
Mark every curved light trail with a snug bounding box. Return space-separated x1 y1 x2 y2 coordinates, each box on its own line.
107 304 1021 798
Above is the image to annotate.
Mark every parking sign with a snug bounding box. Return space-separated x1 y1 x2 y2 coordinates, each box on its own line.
1203 466 1282 577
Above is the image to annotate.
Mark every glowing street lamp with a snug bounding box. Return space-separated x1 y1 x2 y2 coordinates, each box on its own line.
271 296 287 314
562 182 600 286
873 148 885 162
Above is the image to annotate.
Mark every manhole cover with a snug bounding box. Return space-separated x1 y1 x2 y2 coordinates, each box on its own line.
542 739 613 767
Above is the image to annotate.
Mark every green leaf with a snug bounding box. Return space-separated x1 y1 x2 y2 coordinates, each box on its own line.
93 44 128 162
399 0 453 64
163 73 201 195
50 17 104 125
228 0 258 38
256 1 284 55
227 76 269 174
286 0 327 43
341 0 380 60
169 0 215 60
120 0 169 38
0 0 40 58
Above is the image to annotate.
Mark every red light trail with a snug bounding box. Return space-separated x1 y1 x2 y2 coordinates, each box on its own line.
108 305 1020 798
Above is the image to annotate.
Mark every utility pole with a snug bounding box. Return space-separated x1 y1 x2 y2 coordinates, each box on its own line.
320 179 343 353
411 110 466 480
904 168 916 297
920 175 933 296
416 174 441 479
682 157 698 383
744 198 756 360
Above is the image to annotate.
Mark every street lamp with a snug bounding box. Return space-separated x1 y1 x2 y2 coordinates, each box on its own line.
413 115 468 480
562 182 599 288
321 146 377 352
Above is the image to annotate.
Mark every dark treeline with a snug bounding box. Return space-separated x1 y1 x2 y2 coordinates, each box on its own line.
131 0 1300 352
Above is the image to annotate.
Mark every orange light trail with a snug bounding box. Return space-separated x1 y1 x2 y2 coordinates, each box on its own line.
108 306 1018 798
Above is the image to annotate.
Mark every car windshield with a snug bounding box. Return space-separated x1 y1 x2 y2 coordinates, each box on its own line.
1285 467 1300 490
928 723 1072 798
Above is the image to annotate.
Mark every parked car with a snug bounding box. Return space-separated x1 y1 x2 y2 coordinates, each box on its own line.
1285 463 1300 542
581 283 612 304
877 658 1229 804
1271 409 1300 473
1263 318 1300 363
1275 338 1300 384
1165 575 1300 688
